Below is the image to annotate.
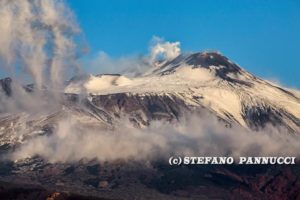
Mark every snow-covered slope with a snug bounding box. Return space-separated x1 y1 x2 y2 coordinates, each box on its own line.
66 74 133 94
64 52 300 132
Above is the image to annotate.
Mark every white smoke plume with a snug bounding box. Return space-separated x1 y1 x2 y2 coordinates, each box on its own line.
0 0 80 89
88 51 150 77
149 36 181 64
86 36 181 76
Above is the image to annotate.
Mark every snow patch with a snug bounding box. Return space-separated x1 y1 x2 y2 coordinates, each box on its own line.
84 75 132 93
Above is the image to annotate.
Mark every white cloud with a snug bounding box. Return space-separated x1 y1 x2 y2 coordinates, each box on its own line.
11 112 300 163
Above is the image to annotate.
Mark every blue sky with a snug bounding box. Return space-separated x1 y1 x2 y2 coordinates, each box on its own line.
67 0 300 88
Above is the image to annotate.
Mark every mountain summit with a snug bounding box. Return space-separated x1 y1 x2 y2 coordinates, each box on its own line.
64 51 300 132
154 52 242 75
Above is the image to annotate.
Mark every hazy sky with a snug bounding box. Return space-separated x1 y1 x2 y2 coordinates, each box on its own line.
67 0 300 88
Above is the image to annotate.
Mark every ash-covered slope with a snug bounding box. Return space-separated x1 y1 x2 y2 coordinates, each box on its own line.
65 52 300 133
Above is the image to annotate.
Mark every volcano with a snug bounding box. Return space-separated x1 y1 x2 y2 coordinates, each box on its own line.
1 52 300 200
63 51 300 132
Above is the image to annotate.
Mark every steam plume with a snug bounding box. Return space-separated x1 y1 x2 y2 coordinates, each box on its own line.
0 0 79 89
150 36 181 63
86 36 181 76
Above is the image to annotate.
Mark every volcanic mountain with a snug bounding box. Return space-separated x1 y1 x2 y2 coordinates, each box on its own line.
0 51 300 148
63 51 300 133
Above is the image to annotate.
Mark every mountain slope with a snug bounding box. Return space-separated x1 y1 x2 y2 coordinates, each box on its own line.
1 51 300 148
65 52 300 133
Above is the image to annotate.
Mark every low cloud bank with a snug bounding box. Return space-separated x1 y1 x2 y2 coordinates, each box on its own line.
11 113 300 163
